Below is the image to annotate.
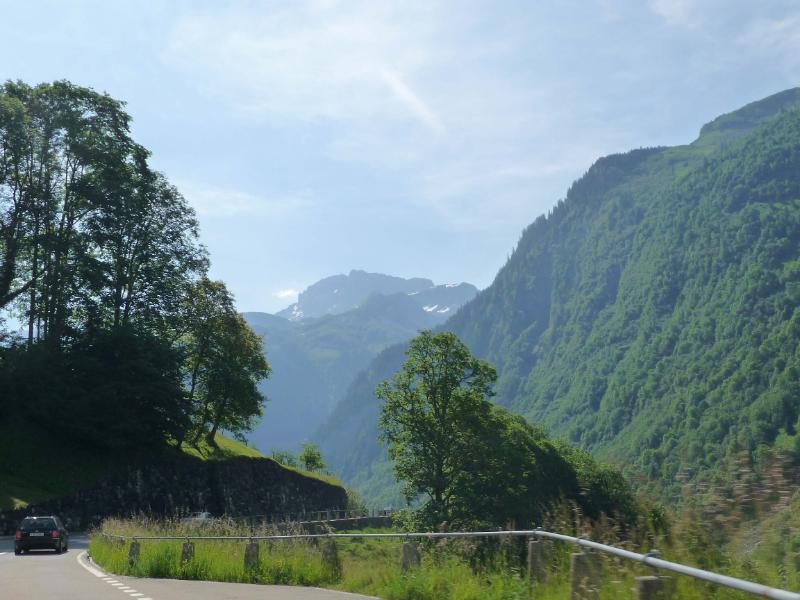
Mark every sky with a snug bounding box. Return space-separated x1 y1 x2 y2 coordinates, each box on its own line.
1 0 798 313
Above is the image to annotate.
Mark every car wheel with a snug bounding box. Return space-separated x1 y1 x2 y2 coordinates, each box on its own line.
14 549 20 556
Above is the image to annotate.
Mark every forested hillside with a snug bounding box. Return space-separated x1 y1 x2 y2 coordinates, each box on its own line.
317 88 800 503
244 276 477 451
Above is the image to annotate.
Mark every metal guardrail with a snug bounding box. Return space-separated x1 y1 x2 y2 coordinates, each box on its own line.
227 508 394 524
103 527 800 600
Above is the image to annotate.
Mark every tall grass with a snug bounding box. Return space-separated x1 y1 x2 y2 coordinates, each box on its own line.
89 509 796 600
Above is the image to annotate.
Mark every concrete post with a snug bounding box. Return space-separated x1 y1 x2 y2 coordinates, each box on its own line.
635 576 675 600
181 541 194 564
570 552 601 600
401 541 421 571
127 540 140 565
527 539 545 582
244 541 259 570
322 539 342 580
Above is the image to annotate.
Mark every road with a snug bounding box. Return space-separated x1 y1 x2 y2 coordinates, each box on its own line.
0 535 377 600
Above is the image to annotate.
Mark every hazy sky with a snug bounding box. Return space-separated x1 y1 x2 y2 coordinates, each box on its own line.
2 1 798 312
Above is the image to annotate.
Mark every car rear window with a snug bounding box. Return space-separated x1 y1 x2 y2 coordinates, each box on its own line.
20 518 56 531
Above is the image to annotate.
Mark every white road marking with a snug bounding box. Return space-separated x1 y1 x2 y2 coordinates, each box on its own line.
76 551 107 578
76 551 156 599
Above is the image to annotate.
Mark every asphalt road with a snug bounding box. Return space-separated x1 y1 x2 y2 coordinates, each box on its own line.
0 535 377 600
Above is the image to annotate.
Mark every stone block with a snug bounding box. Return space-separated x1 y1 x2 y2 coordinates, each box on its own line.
401 541 420 571
570 552 601 600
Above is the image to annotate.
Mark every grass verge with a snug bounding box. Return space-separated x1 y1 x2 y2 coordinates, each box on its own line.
88 517 788 599
180 434 342 486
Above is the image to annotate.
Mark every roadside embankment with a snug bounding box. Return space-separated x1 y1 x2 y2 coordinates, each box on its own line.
0 454 346 534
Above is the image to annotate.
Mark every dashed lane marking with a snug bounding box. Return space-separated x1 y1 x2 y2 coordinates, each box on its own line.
77 551 155 599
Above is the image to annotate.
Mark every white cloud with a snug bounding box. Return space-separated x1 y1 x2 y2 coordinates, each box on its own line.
160 2 559 230
163 1 794 234
162 3 446 131
273 288 299 300
177 181 313 218
378 68 444 135
649 0 704 28
739 15 800 72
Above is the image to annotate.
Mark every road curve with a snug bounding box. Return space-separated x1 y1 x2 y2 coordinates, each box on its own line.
0 535 377 600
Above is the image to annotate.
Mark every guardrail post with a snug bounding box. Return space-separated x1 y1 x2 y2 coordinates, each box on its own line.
527 539 545 582
635 576 674 599
181 541 194 564
244 540 259 570
322 539 342 580
401 541 420 571
128 539 140 566
570 551 600 600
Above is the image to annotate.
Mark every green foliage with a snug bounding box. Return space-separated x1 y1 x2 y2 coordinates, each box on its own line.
447 93 800 498
242 281 477 452
378 330 637 529
299 442 326 472
0 80 271 502
378 330 497 524
319 88 800 505
345 487 367 512
270 449 299 468
183 278 270 447
3 325 189 454
0 80 206 342
91 516 794 600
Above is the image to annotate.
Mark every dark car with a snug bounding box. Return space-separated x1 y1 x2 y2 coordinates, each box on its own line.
14 516 69 555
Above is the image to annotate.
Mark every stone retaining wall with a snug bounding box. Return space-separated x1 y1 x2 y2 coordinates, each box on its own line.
0 455 346 534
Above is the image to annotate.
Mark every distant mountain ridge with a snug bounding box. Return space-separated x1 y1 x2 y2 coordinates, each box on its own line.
244 272 478 452
276 270 475 321
314 87 800 505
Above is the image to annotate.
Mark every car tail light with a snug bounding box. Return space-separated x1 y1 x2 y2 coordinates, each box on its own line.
15 530 22 540
51 530 60 538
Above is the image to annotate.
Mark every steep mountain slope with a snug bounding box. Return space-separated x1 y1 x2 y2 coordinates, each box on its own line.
316 88 800 503
277 270 475 320
244 277 477 452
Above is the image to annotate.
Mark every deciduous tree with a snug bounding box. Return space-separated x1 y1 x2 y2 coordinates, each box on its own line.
377 330 496 525
183 278 270 447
